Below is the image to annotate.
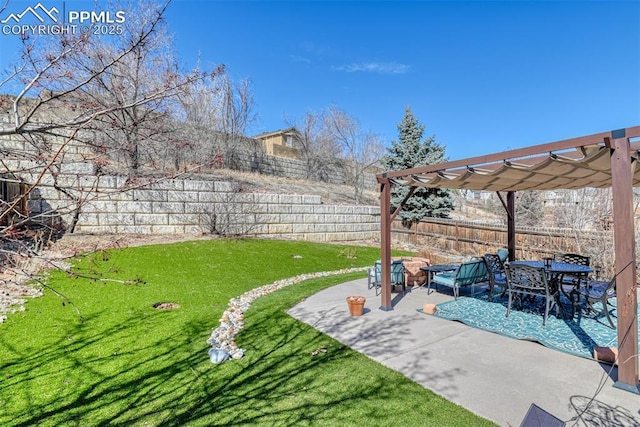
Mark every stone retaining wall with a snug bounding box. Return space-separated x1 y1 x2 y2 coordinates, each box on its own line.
0 110 381 242
0 111 379 189
223 148 379 189
29 174 381 242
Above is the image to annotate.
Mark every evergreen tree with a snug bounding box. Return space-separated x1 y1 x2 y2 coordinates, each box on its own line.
381 106 454 225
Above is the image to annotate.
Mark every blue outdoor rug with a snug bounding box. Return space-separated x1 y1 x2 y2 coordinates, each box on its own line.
430 293 634 361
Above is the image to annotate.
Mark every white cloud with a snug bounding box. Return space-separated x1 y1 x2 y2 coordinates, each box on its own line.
289 54 311 64
332 62 410 74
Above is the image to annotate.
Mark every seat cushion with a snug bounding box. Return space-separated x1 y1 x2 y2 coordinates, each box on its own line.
432 273 455 287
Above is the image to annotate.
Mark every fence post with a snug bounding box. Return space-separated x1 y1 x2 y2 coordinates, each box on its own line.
455 222 459 251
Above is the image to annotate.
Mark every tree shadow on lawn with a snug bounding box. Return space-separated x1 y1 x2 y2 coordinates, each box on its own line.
0 308 212 426
164 305 430 426
0 303 434 426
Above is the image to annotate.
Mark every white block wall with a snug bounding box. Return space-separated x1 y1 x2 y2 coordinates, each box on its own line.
28 175 380 242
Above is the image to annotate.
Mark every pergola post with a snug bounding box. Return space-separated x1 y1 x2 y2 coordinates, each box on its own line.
380 179 393 311
507 191 516 261
609 131 640 393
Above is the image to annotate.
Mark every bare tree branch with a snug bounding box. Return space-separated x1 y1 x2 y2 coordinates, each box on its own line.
0 0 225 309
323 105 384 202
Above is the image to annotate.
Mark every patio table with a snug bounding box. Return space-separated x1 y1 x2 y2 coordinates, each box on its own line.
509 260 592 285
420 264 458 294
508 260 593 317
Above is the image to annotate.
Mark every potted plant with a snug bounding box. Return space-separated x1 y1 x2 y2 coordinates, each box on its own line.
346 295 366 316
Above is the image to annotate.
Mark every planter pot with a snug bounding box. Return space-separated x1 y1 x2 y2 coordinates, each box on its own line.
346 295 366 316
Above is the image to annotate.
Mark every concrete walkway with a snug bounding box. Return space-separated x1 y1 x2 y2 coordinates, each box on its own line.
287 279 640 427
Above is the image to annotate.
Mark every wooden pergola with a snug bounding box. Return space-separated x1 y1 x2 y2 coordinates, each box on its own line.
376 126 640 393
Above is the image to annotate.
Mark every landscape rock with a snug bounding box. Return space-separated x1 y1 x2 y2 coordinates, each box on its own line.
207 267 367 363
209 348 230 364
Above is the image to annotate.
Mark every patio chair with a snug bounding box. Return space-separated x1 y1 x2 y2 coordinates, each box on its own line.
483 253 508 300
570 277 616 328
431 258 488 300
368 259 406 296
505 263 559 325
554 253 590 266
554 252 591 293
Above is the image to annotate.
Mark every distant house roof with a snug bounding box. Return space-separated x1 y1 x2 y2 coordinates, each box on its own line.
252 127 300 139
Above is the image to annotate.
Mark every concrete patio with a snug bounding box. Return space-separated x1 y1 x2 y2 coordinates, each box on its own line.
287 278 640 427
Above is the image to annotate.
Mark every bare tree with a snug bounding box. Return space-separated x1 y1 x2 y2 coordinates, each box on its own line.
58 1 228 175
174 79 223 170
323 106 384 202
0 1 219 295
173 73 257 172
214 75 256 169
1 2 209 135
284 110 341 181
197 182 263 237
546 188 617 276
516 190 545 227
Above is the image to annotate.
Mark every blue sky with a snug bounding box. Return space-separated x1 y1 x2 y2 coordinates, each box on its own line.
164 0 639 160
1 0 639 161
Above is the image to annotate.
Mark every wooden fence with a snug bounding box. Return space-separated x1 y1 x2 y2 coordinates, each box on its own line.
392 218 614 266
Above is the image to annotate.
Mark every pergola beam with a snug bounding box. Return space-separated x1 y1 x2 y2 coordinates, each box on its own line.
378 126 640 181
391 186 416 223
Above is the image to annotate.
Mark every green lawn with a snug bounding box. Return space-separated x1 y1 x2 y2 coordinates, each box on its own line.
0 238 495 426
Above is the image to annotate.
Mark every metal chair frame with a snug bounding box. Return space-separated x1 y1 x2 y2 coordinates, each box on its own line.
554 253 591 295
483 253 508 300
570 277 616 328
505 263 559 325
368 259 406 296
553 253 590 266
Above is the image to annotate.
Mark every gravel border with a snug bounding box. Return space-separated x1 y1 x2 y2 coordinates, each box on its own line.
206 267 368 363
